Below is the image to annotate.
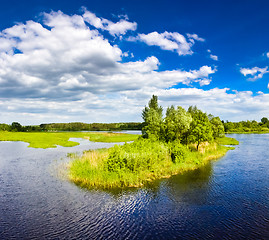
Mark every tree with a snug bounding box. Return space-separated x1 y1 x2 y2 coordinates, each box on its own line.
142 95 163 140
209 115 225 138
188 107 213 150
11 122 23 132
165 106 192 142
0 123 11 131
261 117 269 125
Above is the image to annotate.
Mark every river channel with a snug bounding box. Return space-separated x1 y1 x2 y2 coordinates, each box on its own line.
0 134 268 239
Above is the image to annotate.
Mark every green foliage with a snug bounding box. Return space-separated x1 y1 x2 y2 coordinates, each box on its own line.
39 122 142 132
188 107 213 150
165 106 192 142
69 137 236 189
105 139 169 173
68 96 239 189
209 115 225 138
0 123 11 131
224 119 269 133
261 117 268 125
169 141 188 164
141 97 225 147
0 122 142 133
142 95 163 140
11 122 22 132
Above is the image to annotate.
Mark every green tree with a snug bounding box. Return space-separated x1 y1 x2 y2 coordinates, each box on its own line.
11 122 23 132
165 106 192 142
209 115 225 138
142 95 163 140
261 117 269 125
188 107 213 150
0 123 11 131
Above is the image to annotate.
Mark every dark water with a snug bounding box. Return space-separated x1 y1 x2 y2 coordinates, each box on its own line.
0 134 269 239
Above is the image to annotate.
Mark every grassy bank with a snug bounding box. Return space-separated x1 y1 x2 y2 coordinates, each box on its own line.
0 131 139 148
68 136 238 189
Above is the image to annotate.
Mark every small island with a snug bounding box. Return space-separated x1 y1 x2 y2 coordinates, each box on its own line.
69 95 238 189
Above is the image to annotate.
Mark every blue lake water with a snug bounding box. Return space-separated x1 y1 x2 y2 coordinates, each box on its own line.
0 134 268 239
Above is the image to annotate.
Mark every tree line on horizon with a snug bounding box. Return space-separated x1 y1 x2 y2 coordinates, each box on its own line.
1 101 269 134
0 122 142 132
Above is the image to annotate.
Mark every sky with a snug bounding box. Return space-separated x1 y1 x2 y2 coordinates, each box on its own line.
0 0 269 125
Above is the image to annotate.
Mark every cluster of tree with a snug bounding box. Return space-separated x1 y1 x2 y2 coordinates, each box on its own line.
142 95 225 150
0 122 42 132
0 122 142 132
224 117 269 133
39 122 142 131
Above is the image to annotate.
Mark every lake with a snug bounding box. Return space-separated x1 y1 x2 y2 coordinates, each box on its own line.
0 134 268 239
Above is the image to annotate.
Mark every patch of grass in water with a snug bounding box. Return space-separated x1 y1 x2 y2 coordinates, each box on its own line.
68 137 237 190
0 131 139 148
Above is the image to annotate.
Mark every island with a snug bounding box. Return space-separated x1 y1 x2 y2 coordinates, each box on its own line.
68 95 238 189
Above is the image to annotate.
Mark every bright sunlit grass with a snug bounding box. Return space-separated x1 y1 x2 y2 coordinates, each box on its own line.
0 131 139 148
68 136 238 189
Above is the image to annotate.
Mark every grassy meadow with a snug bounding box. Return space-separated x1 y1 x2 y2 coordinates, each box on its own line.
0 131 139 148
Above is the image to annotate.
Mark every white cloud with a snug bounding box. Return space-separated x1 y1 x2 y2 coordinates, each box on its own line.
240 66 269 81
135 31 202 56
82 9 137 36
187 33 205 42
210 54 218 61
2 87 269 124
0 9 267 124
0 9 216 100
0 10 219 124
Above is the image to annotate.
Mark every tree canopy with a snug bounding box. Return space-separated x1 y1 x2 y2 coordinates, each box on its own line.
142 95 225 150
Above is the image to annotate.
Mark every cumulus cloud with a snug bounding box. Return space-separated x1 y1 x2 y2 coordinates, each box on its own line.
0 9 216 102
240 66 269 81
133 31 202 56
0 9 266 124
82 9 137 36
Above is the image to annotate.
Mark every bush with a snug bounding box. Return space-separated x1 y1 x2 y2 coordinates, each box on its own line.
169 141 188 164
104 139 169 173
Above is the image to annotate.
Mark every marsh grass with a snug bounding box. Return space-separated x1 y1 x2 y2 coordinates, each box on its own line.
216 136 239 145
0 131 139 148
69 136 238 189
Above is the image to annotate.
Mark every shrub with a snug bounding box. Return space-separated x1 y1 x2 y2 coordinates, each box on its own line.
104 139 169 173
169 141 188 164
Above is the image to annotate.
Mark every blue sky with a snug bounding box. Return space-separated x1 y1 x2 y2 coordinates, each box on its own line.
0 0 269 124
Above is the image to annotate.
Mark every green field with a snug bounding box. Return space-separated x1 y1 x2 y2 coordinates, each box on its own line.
0 131 139 148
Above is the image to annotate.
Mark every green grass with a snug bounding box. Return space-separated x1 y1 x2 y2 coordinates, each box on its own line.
216 136 239 145
0 131 139 148
68 136 238 189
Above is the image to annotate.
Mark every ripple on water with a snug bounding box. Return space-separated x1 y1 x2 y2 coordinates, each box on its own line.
1 135 269 239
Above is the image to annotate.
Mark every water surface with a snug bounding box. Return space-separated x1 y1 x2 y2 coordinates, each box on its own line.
0 134 268 239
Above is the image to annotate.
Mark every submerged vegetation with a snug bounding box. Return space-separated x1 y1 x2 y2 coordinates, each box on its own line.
0 132 139 148
69 95 239 189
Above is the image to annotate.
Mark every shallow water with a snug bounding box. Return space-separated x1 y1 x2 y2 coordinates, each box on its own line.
0 134 269 239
